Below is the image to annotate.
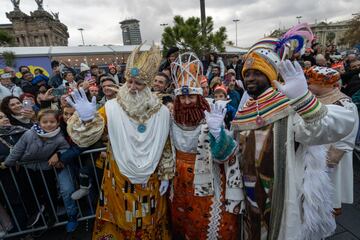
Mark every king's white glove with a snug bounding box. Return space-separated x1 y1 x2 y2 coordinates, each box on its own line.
66 88 97 122
159 180 169 196
205 101 227 140
274 60 308 99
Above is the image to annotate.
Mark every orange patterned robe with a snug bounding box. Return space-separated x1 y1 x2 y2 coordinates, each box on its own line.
171 150 240 240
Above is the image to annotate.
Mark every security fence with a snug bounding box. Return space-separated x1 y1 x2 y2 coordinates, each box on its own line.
0 147 106 239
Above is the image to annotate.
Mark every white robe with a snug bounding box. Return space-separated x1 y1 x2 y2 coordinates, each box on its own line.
105 99 170 184
275 104 355 240
327 100 359 208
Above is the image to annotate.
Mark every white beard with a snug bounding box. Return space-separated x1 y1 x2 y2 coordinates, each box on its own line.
117 85 162 123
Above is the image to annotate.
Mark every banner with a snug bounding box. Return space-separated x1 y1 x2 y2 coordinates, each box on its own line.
0 56 52 77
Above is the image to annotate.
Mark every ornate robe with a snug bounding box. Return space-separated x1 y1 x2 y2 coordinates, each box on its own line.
232 89 356 240
68 99 174 240
170 121 243 240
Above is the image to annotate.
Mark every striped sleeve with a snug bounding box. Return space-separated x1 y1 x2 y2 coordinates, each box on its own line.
290 91 328 123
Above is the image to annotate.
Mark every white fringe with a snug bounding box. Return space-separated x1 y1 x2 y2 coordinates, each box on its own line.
298 145 336 240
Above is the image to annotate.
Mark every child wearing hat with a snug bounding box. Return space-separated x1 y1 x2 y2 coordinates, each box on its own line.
213 84 236 129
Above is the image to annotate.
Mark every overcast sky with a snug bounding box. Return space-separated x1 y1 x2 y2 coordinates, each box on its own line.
1 0 358 47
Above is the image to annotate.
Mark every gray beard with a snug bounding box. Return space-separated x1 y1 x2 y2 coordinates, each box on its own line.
117 85 162 123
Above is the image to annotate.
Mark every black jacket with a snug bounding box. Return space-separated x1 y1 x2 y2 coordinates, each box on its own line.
0 126 27 162
227 62 241 80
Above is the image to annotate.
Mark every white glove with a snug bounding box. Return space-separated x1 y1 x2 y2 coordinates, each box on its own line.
274 60 308 99
204 101 227 139
66 88 97 122
159 180 169 196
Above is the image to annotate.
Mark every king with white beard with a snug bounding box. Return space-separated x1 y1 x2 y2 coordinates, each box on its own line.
66 45 174 240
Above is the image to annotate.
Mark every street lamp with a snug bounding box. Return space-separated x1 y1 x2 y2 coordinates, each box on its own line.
296 16 302 24
78 28 85 46
200 0 206 38
233 19 240 46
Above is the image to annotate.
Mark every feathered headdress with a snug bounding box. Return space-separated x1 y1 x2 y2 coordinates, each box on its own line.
242 23 314 82
125 43 162 86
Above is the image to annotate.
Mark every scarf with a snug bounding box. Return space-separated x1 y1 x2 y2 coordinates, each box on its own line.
32 123 61 138
316 88 351 105
11 114 31 124
232 88 291 131
0 125 27 136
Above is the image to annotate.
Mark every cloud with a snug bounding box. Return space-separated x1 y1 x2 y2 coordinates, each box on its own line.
0 0 358 47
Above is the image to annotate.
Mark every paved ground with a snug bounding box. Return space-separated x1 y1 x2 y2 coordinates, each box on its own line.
328 154 360 240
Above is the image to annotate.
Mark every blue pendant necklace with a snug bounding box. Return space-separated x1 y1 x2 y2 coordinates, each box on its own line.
137 124 146 133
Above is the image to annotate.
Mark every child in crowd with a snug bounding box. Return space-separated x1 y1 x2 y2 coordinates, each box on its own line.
0 109 78 232
49 104 105 202
213 84 236 129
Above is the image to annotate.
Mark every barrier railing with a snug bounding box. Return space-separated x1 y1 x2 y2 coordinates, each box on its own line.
0 147 106 239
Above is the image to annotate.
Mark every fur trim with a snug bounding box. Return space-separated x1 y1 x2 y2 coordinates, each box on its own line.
298 145 336 240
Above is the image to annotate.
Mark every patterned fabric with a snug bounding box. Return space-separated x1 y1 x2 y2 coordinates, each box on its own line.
32 123 60 138
232 88 291 131
290 90 327 122
305 66 340 86
67 111 105 147
93 148 170 240
240 127 275 240
157 138 175 180
209 127 237 162
171 150 240 240
242 51 279 83
192 124 242 211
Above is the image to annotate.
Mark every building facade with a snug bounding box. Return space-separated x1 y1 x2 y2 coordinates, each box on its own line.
120 19 142 45
2 1 69 47
269 19 352 49
310 20 351 49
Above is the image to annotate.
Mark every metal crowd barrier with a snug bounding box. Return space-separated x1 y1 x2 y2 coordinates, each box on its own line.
0 147 106 239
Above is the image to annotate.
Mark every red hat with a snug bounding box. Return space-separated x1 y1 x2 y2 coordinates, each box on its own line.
108 64 116 69
214 84 228 95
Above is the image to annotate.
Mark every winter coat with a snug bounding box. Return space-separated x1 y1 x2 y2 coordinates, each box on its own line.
19 79 37 95
0 85 12 102
0 84 23 100
0 125 27 161
48 74 63 88
228 89 241 110
3 127 69 170
227 61 242 80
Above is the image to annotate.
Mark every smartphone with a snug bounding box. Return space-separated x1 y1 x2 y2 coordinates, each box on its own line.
52 88 67 97
22 99 33 110
84 72 92 82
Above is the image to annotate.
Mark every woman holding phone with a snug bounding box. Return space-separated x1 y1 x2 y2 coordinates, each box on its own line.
0 96 35 129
